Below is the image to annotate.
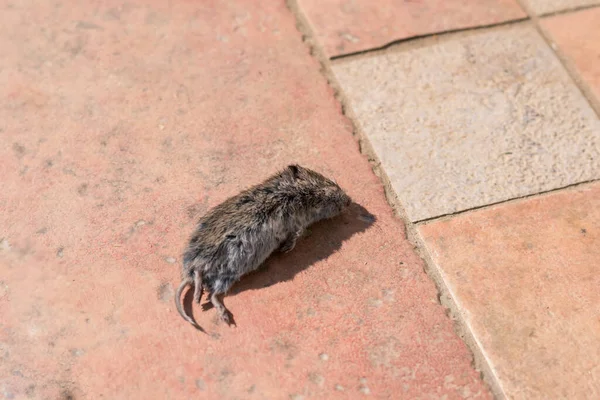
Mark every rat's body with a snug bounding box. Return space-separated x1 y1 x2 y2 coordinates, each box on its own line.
176 164 351 328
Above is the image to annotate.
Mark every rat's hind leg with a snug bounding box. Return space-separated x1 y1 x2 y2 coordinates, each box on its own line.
279 229 303 253
210 276 236 325
210 292 233 325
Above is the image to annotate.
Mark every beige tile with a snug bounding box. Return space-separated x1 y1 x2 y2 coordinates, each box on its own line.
333 25 600 221
523 0 600 15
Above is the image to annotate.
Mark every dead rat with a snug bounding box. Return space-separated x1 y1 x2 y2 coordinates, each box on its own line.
175 164 351 329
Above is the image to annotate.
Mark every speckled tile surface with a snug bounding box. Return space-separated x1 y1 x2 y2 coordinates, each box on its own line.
0 0 489 398
419 182 600 399
522 0 600 15
542 7 600 105
333 25 600 221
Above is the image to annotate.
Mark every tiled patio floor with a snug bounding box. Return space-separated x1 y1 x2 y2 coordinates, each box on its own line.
321 1 600 398
1 0 599 399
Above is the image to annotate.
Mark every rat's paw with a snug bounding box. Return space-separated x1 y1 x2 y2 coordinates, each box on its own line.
279 239 296 253
220 310 235 326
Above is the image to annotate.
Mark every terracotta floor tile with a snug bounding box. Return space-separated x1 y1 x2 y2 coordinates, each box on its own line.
0 0 489 398
522 0 600 15
419 183 600 399
297 0 525 57
333 25 600 221
542 7 600 104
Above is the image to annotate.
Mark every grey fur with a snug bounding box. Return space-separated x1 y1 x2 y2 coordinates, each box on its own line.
175 164 351 328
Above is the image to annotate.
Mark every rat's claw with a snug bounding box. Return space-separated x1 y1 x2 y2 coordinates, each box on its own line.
221 311 233 326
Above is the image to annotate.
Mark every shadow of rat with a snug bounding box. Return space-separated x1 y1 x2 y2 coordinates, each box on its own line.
177 164 376 331
184 202 376 322
230 201 375 295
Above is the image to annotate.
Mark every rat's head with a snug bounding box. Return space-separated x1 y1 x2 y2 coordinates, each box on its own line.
286 164 352 220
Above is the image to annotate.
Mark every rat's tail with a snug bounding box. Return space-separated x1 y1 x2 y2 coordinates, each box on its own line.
175 276 203 330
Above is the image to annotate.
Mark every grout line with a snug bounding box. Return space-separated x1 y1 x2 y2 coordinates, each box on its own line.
415 178 600 225
329 19 536 69
330 17 529 61
537 2 600 17
517 0 600 117
411 227 510 400
285 0 507 398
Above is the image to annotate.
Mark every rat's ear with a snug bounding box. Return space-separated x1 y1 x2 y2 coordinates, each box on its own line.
287 164 301 178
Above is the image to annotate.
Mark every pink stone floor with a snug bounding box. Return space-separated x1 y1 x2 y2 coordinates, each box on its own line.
2 0 600 399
